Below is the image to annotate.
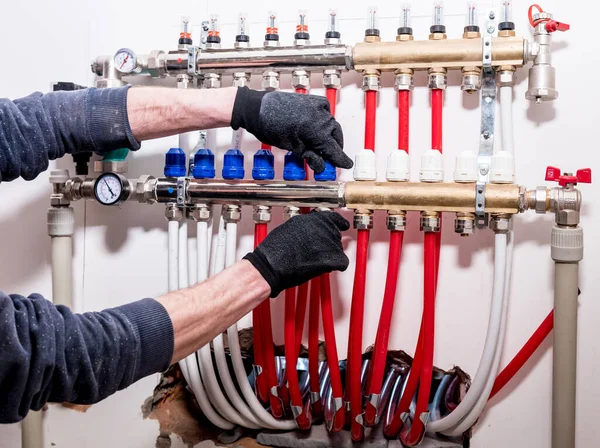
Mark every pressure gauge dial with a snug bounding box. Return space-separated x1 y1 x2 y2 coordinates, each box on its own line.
113 48 138 74
94 173 130 205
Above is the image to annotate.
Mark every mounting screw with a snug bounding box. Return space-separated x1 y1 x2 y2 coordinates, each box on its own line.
489 11 495 20
480 167 489 176
483 131 491 139
487 25 496 34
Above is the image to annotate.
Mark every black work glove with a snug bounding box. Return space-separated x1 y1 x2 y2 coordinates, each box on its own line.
230 86 353 174
244 211 350 297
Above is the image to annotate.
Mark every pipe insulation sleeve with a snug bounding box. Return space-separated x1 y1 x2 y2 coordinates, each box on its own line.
212 221 262 428
428 232 508 434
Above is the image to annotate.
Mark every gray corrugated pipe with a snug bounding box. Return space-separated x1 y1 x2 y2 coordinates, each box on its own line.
551 224 583 448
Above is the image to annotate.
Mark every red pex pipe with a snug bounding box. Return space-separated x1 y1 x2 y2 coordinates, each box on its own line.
402 232 438 446
294 283 309 355
285 288 311 429
260 142 272 151
326 88 338 117
398 90 410 152
253 225 268 404
308 277 323 418
431 89 443 151
490 310 555 399
320 273 345 431
348 229 371 442
364 90 377 151
254 223 283 418
364 230 404 426
295 87 307 95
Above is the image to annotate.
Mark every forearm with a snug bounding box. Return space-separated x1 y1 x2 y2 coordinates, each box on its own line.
157 259 270 363
127 86 237 141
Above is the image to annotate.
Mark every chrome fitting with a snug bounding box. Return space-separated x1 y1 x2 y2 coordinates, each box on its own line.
222 205 242 223
455 213 475 237
362 73 380 92
234 41 250 49
386 213 406 231
263 39 280 48
203 73 221 89
420 213 440 233
556 209 580 227
284 206 301 221
461 73 481 94
262 71 280 91
63 177 83 202
232 72 251 88
147 50 166 78
292 70 311 91
253 205 272 223
176 74 192 89
191 204 211 222
490 215 511 234
205 42 221 50
294 38 310 47
49 169 70 206
428 72 447 90
534 186 549 214
165 204 183 221
550 187 581 214
394 73 414 91
323 69 342 90
134 175 156 204
324 37 341 46
354 213 374 230
496 70 516 87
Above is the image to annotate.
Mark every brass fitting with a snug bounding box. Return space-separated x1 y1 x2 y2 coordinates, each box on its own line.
498 30 516 38
396 34 414 42
462 31 481 39
362 71 381 92
455 212 475 237
386 211 406 231
420 212 440 233
395 70 414 91
429 33 447 41
428 70 447 90
490 214 511 234
222 205 242 223
191 204 211 222
253 205 272 223
284 206 301 221
354 212 374 230
165 204 183 221
364 35 381 43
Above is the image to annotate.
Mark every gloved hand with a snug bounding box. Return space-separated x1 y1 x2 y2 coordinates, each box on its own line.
244 211 350 297
230 87 353 174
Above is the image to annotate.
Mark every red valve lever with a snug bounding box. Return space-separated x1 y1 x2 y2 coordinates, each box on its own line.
545 166 592 187
545 20 570 33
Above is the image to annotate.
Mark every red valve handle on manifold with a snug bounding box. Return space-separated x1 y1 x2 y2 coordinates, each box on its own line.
528 4 570 32
545 166 592 187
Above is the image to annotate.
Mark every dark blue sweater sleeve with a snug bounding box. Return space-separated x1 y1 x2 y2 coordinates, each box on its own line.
0 86 140 182
0 292 173 423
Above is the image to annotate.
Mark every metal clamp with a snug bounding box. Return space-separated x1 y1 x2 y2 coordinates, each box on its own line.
176 177 186 207
475 9 498 229
187 46 199 77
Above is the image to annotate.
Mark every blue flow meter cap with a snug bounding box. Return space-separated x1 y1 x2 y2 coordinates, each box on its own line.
222 148 245 179
314 160 337 181
252 149 275 180
164 147 187 177
283 151 306 181
192 149 216 179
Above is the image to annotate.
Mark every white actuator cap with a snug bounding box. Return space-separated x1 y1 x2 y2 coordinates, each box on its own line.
353 149 377 181
386 150 410 181
489 151 515 184
454 150 478 182
419 149 444 182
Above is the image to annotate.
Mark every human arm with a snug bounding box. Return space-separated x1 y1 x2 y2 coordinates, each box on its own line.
0 212 348 422
0 85 351 182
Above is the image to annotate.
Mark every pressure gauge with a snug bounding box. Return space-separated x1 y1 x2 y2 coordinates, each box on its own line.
94 173 130 205
113 48 138 74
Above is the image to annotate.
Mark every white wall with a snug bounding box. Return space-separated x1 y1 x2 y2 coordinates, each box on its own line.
0 0 597 447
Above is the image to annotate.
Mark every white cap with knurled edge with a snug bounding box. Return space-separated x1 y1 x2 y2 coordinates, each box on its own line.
47 207 75 237
551 226 583 263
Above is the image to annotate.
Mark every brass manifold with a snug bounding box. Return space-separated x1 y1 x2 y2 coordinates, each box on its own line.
352 36 526 72
344 182 522 215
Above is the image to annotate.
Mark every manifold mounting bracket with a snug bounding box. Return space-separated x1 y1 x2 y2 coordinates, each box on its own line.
475 8 498 229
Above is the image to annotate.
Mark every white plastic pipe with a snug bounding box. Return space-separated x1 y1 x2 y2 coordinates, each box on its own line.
178 220 189 290
499 86 514 156
168 220 179 292
211 219 262 428
51 237 73 307
196 213 252 427
442 230 513 436
428 232 507 434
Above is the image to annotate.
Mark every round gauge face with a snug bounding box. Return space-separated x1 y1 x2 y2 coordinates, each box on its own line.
94 173 124 205
113 48 137 74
